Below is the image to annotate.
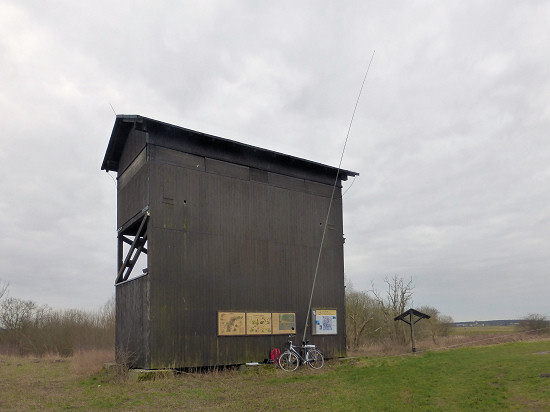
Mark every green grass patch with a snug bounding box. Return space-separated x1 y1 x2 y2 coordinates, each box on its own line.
1 340 549 411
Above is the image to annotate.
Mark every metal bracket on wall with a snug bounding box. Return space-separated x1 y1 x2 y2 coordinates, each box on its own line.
116 212 149 284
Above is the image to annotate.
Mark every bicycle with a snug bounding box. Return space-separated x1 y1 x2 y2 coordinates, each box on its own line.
278 338 324 371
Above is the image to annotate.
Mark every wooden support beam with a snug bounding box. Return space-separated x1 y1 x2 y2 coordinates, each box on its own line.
116 212 149 284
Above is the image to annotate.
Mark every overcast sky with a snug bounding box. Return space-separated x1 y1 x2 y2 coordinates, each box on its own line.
1 1 548 322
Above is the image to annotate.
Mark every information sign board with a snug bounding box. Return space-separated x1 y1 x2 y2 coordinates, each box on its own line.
312 309 337 335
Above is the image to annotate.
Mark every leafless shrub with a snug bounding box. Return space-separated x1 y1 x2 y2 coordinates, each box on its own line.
413 306 454 343
0 296 115 356
345 288 378 349
517 314 550 335
112 348 135 383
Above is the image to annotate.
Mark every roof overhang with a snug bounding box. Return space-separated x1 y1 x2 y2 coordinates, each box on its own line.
101 115 359 183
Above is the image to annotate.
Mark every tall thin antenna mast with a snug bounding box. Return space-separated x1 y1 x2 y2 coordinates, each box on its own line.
302 50 375 343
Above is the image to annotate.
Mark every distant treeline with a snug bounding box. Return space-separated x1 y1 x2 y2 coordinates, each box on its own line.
2 277 547 357
0 280 114 356
346 276 550 350
454 320 520 327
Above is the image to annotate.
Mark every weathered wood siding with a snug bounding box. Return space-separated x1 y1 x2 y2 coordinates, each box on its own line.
118 129 147 174
145 144 346 368
116 149 148 229
107 117 354 369
115 275 150 368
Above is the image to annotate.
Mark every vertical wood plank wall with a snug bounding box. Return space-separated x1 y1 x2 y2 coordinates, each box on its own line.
114 123 350 369
115 275 150 368
147 145 346 368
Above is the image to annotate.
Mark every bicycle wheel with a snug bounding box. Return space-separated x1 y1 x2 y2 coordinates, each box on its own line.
307 349 324 369
279 351 300 372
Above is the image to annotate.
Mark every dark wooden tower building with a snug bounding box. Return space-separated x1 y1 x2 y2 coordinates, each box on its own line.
101 115 358 369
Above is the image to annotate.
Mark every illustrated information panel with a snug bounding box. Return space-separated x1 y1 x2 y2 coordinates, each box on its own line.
218 312 246 336
218 311 296 336
272 313 296 334
246 313 272 335
312 309 337 335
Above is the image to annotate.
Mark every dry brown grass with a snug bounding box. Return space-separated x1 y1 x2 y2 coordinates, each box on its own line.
0 353 70 411
1 341 549 411
70 348 114 377
347 330 544 358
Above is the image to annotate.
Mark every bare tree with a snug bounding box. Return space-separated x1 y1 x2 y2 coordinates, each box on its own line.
371 275 414 344
0 297 38 330
346 288 377 349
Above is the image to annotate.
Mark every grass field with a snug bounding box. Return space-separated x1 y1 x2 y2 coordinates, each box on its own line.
1 340 549 411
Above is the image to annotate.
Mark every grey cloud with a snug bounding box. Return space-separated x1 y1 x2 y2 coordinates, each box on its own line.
1 1 548 321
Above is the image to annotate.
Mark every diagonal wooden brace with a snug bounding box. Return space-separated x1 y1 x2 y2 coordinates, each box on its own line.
116 212 149 284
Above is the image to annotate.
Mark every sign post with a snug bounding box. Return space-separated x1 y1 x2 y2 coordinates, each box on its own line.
394 308 431 353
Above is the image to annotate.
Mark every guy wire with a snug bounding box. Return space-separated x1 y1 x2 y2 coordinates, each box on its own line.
302 50 375 343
